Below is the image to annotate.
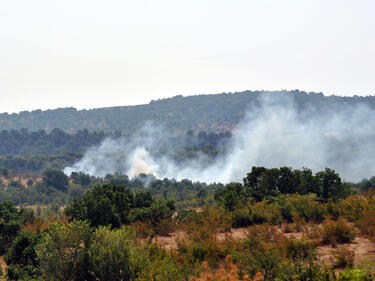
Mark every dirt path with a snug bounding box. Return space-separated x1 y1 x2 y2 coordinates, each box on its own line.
317 236 375 266
152 230 185 250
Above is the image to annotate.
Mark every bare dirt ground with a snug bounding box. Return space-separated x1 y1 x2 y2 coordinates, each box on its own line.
216 227 249 241
152 230 186 250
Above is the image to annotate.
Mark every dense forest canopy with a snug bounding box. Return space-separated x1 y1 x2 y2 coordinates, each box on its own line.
1 90 375 134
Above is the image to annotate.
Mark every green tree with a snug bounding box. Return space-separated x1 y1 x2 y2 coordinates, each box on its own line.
87 226 134 281
0 201 22 254
316 168 350 201
36 220 92 281
42 169 69 192
214 182 246 211
4 231 41 280
65 184 134 228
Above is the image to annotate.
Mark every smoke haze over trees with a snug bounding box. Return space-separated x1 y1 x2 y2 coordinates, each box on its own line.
65 92 375 183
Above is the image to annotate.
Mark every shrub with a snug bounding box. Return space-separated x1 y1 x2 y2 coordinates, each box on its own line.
238 225 282 280
357 259 375 281
191 256 264 281
333 248 355 268
176 227 227 267
356 210 375 240
277 260 336 281
325 198 342 220
249 201 282 225
153 218 176 236
338 268 370 281
175 207 235 268
273 193 325 223
283 238 317 262
340 195 368 222
131 220 155 238
232 207 252 228
179 206 231 234
321 219 356 245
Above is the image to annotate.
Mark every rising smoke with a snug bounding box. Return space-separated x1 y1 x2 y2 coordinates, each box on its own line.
64 94 375 183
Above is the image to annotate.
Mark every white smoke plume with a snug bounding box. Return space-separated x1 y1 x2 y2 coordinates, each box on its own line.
64 94 375 183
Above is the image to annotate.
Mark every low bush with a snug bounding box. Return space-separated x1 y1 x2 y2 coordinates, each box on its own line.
273 193 325 223
231 207 252 228
338 268 371 281
333 248 355 269
282 238 317 262
175 223 229 268
321 219 356 245
340 195 368 222
248 201 282 226
356 210 375 240
191 255 264 281
325 199 343 220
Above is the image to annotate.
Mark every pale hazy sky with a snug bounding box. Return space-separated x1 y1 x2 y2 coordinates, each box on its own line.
1 0 374 113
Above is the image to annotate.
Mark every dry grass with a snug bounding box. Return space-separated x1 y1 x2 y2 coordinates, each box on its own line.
191 255 264 281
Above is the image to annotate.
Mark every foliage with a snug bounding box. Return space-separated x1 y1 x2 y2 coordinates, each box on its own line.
243 166 352 202
4 231 41 280
36 220 92 281
191 256 261 281
42 169 69 192
321 218 356 245
272 193 325 223
338 268 371 281
333 248 355 269
0 201 32 255
65 184 175 229
87 226 134 280
214 182 247 211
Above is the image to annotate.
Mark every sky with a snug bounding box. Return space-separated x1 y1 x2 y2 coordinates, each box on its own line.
0 0 374 113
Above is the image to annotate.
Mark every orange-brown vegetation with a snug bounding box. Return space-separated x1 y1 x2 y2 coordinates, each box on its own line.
24 213 69 233
191 256 264 281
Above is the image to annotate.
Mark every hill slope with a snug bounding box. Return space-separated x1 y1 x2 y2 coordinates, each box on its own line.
1 90 374 134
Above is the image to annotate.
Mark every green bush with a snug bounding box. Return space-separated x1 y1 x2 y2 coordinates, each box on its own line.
231 207 252 228
273 193 325 223
283 238 316 262
249 201 282 225
339 268 371 281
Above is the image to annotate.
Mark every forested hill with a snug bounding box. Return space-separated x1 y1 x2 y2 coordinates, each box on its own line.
1 90 375 134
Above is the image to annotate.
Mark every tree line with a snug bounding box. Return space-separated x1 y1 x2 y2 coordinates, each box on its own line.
1 90 375 134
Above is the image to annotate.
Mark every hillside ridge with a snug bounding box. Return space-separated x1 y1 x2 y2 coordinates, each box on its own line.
1 90 374 133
